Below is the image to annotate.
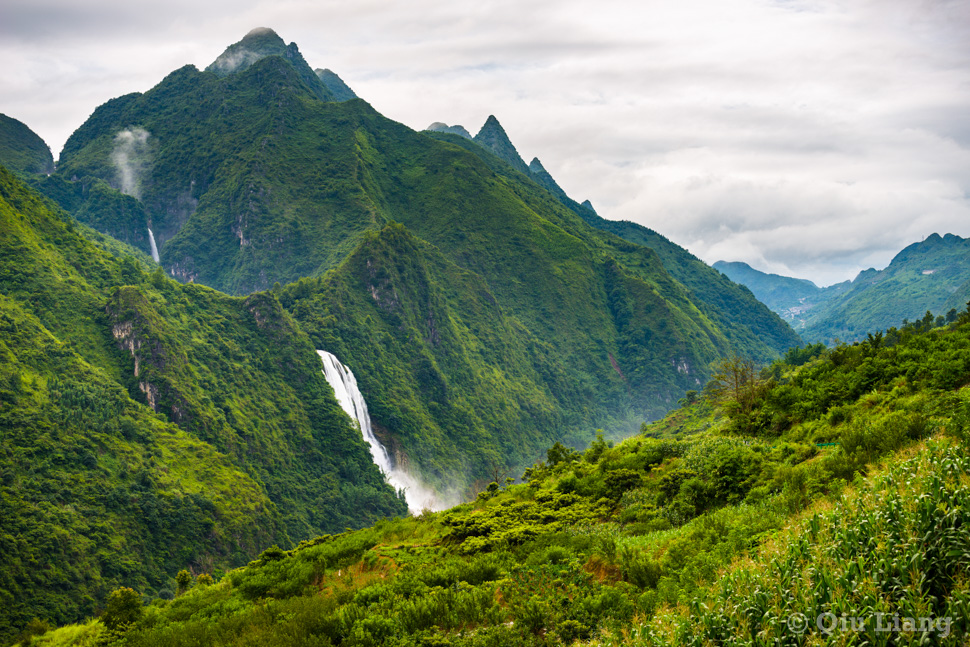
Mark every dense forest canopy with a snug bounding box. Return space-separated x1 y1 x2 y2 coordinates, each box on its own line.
13 297 970 645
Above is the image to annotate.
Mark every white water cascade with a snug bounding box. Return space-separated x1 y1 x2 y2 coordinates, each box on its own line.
147 228 160 263
316 350 441 513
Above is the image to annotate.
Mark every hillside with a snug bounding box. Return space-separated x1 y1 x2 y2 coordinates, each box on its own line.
0 114 54 177
33 29 801 489
424 122 802 361
21 306 970 646
717 233 970 343
568 214 803 360
0 165 405 641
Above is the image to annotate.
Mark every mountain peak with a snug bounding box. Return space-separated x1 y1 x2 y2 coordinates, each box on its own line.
205 28 336 102
473 115 529 175
243 26 281 41
207 28 288 76
425 122 472 139
475 115 507 143
527 157 567 198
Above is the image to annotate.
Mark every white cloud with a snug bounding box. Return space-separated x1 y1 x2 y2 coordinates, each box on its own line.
0 0 967 286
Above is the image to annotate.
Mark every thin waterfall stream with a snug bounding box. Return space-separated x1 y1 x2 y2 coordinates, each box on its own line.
147 228 160 263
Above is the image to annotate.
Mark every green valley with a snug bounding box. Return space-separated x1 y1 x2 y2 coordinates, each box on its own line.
0 26 812 637
18 290 970 646
13 25 934 645
0 12 964 647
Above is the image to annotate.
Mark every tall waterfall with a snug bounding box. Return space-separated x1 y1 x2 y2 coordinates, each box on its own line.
147 228 160 263
316 350 440 513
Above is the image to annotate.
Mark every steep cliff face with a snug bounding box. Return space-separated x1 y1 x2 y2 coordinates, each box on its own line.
107 287 181 418
102 281 407 540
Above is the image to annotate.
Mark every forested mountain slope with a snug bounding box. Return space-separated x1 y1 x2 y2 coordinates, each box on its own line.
424 123 802 362
23 306 970 646
33 28 801 477
0 114 54 177
0 165 404 641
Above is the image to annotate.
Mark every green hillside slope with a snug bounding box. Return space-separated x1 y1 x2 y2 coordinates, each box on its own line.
0 290 280 642
0 166 405 640
281 223 581 486
0 114 54 177
424 125 802 363
801 233 970 342
568 213 802 359
25 310 970 646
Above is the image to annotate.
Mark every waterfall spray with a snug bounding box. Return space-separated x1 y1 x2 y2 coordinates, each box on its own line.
316 350 442 513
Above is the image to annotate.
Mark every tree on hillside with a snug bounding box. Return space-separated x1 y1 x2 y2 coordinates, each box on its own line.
175 569 192 595
706 355 760 417
100 587 143 632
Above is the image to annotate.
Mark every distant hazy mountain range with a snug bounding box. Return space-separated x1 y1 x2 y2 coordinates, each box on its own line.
715 233 970 343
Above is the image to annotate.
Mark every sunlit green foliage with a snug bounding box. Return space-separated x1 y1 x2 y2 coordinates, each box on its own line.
99 588 142 633
620 439 970 645
30 319 970 646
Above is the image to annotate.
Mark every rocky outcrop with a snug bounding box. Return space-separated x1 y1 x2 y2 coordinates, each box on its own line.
106 287 174 416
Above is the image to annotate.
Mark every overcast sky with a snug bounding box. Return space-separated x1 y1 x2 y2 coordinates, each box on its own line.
2 0 968 285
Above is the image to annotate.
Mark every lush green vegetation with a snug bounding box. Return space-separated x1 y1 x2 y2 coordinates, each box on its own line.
623 439 970 645
0 84 798 634
426 126 802 371
280 222 590 493
0 165 404 641
29 175 155 258
568 213 803 362
0 114 53 177
22 310 970 646
0 289 280 641
41 29 800 456
6 30 968 646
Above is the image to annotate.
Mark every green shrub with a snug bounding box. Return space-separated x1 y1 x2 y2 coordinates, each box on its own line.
100 587 143 632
